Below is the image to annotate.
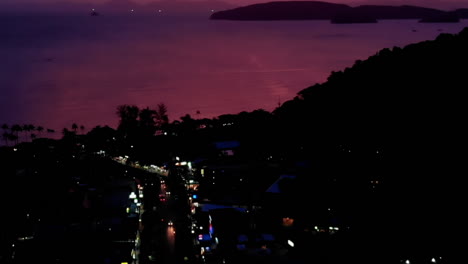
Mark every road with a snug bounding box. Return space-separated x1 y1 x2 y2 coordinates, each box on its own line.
138 169 196 264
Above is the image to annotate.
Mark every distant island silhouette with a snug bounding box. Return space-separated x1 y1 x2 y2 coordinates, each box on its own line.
330 13 377 24
210 1 468 23
419 11 460 23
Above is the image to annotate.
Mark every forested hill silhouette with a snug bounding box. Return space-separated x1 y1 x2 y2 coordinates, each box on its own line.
456 8 468 18
276 27 468 145
274 28 468 248
210 1 467 21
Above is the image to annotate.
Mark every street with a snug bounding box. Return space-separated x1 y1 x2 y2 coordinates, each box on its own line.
138 168 195 264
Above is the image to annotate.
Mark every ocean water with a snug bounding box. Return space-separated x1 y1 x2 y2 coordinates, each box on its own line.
1 14 467 133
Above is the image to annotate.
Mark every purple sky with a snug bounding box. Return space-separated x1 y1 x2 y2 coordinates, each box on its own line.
0 0 466 11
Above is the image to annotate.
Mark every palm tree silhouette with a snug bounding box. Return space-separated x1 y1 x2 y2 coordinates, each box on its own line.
1 124 8 145
72 123 78 134
2 132 9 146
8 133 18 146
22 124 32 142
11 124 22 144
28 125 35 141
37 126 44 138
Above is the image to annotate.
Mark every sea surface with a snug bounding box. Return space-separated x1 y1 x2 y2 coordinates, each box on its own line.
1 13 467 134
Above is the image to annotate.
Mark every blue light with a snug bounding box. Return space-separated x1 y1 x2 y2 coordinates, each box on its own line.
192 194 198 199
